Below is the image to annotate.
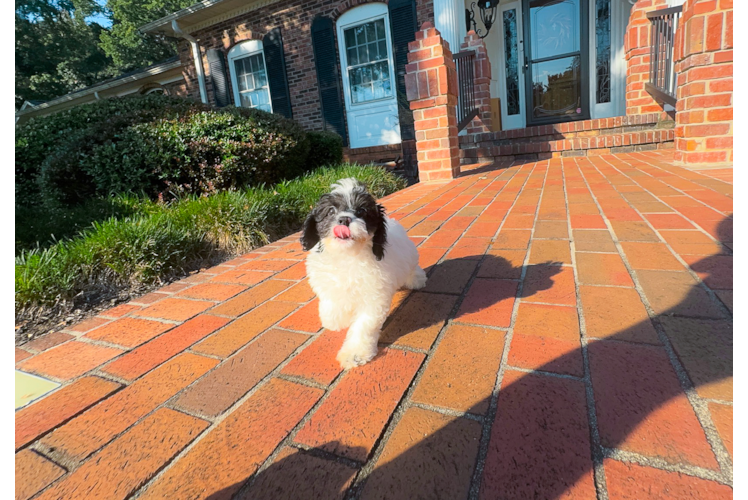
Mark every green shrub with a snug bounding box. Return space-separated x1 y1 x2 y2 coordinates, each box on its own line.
33 101 312 205
119 108 310 198
16 95 207 206
16 164 406 310
306 130 344 169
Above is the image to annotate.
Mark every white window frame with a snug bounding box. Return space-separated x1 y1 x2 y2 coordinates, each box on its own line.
227 40 273 112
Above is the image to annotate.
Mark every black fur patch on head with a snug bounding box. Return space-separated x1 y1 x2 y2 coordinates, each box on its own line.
300 209 320 251
299 179 388 259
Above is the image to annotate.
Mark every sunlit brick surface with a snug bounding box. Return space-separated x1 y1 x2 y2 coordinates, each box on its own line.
15 152 732 498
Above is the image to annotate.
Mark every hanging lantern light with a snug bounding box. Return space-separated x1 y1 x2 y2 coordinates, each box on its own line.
466 0 500 39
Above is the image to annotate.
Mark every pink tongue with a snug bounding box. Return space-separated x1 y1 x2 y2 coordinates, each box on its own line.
333 225 351 239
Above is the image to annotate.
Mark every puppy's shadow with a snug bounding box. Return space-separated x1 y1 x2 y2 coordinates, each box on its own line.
379 254 563 346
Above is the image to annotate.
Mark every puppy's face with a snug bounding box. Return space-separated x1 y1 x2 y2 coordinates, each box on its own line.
301 178 388 260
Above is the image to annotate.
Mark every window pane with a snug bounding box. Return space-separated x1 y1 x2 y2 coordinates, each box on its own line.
356 25 366 45
378 41 387 60
359 43 370 64
374 19 385 40
366 22 377 43
344 18 393 104
503 9 520 115
595 0 611 103
345 28 356 48
234 60 245 90
531 56 582 119
529 0 580 60
348 47 358 66
234 52 271 112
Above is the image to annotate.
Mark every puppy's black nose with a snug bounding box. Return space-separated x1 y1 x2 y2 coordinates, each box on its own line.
338 216 351 226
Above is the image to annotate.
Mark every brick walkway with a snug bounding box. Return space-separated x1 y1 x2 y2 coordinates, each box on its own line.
16 151 732 500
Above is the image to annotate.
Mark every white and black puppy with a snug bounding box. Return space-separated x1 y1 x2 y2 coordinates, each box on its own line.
301 178 427 369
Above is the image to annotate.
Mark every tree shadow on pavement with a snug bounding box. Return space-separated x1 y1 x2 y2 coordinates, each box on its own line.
201 217 732 500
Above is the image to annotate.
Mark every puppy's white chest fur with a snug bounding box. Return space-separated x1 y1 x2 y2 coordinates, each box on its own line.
306 217 415 326
300 178 426 369
305 217 426 367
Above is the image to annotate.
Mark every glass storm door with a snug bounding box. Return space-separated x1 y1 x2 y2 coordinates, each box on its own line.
523 0 589 125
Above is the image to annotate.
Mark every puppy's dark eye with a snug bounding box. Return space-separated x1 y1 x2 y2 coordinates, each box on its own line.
354 208 366 218
327 207 336 216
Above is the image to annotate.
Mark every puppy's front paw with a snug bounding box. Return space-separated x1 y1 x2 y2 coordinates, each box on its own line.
406 266 428 290
336 344 378 370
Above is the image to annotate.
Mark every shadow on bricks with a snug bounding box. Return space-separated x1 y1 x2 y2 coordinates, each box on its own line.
201 218 732 500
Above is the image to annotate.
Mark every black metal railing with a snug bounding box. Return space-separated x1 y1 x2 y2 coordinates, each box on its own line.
454 50 479 131
646 5 682 107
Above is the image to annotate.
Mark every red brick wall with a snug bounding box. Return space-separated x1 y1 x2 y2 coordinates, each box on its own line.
343 144 403 164
163 80 189 98
673 0 733 165
176 0 434 135
405 23 460 181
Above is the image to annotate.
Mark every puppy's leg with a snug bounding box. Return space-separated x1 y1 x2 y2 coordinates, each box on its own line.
318 299 348 332
404 266 427 290
336 308 388 369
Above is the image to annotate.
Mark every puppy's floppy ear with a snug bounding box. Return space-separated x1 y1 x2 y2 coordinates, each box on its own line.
300 209 320 251
372 203 388 261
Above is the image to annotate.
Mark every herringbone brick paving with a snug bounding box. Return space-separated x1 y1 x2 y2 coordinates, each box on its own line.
16 151 732 499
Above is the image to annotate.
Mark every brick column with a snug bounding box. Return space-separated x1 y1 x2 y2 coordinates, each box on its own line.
404 22 460 181
460 31 493 135
624 0 669 115
673 0 733 165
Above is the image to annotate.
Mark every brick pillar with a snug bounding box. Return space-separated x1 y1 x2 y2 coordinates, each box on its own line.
673 0 733 165
404 22 460 182
461 31 493 135
624 0 669 115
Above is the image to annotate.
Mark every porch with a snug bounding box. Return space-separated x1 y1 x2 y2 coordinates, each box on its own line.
16 151 733 499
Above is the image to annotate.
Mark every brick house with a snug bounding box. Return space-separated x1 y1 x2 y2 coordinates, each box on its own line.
139 0 731 179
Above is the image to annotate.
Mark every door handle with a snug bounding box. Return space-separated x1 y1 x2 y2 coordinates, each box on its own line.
523 56 529 73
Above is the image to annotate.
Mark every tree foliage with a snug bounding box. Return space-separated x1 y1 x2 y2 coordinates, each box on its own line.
15 0 195 109
98 0 194 73
15 0 113 108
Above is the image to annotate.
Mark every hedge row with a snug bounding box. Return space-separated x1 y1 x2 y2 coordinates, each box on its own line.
15 164 407 310
16 94 344 206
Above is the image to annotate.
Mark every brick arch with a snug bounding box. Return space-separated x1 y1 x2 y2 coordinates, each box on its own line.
221 28 265 53
331 0 389 22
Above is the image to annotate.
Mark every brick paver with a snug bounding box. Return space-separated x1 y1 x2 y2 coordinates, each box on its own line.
15 152 732 498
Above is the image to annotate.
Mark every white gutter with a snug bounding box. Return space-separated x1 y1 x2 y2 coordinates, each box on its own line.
171 20 208 104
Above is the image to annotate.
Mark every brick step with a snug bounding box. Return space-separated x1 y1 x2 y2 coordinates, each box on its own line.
460 129 675 164
460 113 668 147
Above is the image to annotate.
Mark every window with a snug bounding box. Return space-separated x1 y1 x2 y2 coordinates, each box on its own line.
342 18 393 104
503 9 520 116
227 40 272 112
